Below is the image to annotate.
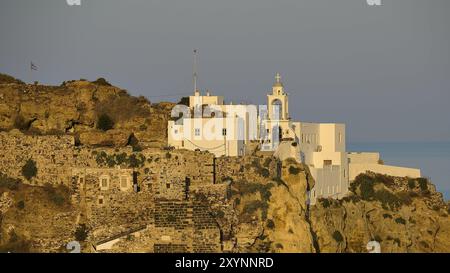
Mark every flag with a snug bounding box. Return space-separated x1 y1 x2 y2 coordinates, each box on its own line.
30 62 38 71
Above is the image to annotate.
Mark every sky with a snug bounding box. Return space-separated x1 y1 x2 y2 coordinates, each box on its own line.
0 0 449 143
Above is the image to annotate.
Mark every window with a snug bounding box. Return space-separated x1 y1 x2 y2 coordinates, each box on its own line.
120 176 129 189
98 196 104 205
174 129 178 134
339 133 342 143
324 160 332 166
99 175 110 190
166 183 171 189
222 128 227 136
195 128 200 136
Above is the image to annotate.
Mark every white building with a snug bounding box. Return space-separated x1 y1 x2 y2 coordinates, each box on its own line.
167 73 420 205
347 152 421 181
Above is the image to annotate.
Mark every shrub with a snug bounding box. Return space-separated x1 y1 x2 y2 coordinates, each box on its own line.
407 179 416 189
417 178 428 191
374 173 394 186
266 219 275 229
74 224 89 242
396 191 412 206
21 159 37 180
106 155 116 167
13 115 30 131
128 153 145 168
178 97 190 106
359 179 374 200
92 77 111 86
332 231 344 242
288 166 300 175
319 198 331 208
115 153 128 165
395 217 406 225
235 181 273 221
351 174 374 194
260 168 270 178
374 189 401 210
97 113 114 131
17 200 25 210
382 213 392 219
0 173 21 190
95 151 108 165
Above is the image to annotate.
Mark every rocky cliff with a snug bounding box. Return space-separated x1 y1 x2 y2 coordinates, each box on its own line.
0 74 174 148
0 73 449 253
311 173 450 253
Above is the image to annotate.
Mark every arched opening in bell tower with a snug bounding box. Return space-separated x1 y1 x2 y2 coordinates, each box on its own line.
271 99 283 120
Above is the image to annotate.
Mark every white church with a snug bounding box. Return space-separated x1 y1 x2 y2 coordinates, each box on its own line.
167 72 421 204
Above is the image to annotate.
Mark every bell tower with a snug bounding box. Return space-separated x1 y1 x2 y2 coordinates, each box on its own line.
267 73 289 120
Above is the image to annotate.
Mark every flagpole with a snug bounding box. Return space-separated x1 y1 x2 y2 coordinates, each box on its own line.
29 62 33 85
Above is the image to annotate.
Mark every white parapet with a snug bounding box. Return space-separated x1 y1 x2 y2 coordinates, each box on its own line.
349 163 421 181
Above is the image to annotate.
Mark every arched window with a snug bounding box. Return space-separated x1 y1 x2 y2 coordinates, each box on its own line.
271 99 283 120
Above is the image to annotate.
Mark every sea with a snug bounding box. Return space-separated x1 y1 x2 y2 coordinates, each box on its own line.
348 142 450 201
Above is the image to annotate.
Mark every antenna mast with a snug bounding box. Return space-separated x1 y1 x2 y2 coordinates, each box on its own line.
193 49 198 94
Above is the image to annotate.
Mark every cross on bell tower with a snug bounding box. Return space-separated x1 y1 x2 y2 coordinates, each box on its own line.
275 72 281 84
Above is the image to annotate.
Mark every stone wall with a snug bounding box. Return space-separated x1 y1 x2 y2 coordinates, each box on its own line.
0 133 230 253
0 132 75 186
71 167 154 243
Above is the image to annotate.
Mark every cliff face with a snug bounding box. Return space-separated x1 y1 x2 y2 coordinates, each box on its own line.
221 159 316 253
310 173 450 253
0 76 173 148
